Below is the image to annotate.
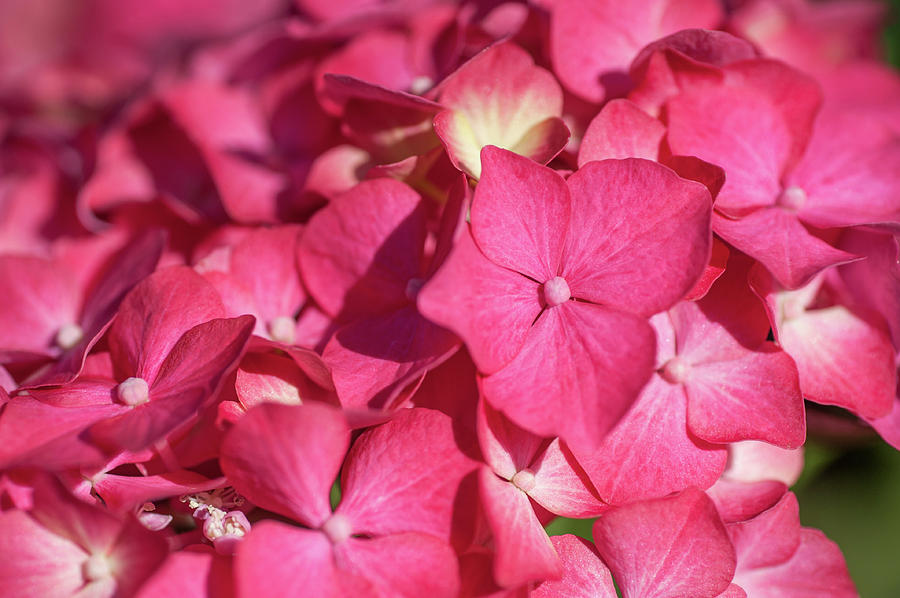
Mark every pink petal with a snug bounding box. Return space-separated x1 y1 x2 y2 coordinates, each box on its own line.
735 529 857 597
0 510 86 597
470 146 569 282
707 479 788 524
578 99 665 165
337 533 460 598
323 306 459 410
482 289 655 452
0 394 123 470
550 0 723 102
686 345 806 448
532 535 617 598
221 403 349 528
299 178 425 320
724 441 804 487
235 521 362 598
729 492 801 572
315 30 417 115
418 231 541 374
21 474 168 596
477 399 546 481
108 266 226 384
592 487 736 598
684 238 730 301
712 209 857 290
479 466 561 588
0 256 80 361
228 225 305 326
152 315 256 398
837 229 900 347
91 316 255 453
337 408 477 541
236 351 310 409
136 548 234 598
434 42 566 179
563 158 712 317
528 439 607 518
29 231 166 387
792 110 900 229
93 471 223 514
666 85 788 215
779 305 896 419
584 375 727 506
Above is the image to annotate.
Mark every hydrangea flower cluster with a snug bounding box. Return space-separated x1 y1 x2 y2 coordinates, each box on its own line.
0 0 897 595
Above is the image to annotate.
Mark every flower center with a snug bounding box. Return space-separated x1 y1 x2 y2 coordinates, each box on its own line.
267 316 296 345
82 554 112 582
660 357 691 384
55 323 84 350
777 186 806 211
511 469 537 493
321 513 353 544
543 276 571 307
116 377 149 406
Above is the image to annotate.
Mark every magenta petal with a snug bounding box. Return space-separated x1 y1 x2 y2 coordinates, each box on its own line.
532 535 617 598
221 403 349 528
93 471 223 513
136 548 234 598
0 510 86 597
792 111 900 229
0 395 123 470
585 375 727 505
479 466 561 588
324 307 459 410
482 302 655 452
528 439 606 518
708 480 789 524
686 345 806 448
236 521 358 598
713 209 858 289
477 399 546 481
228 225 305 326
735 529 857 597
29 231 166 387
471 146 569 281
418 231 541 374
837 229 900 347
593 487 736 598
299 177 425 320
562 159 712 317
550 0 722 102
109 266 226 384
89 388 207 454
151 315 255 398
91 316 255 453
579 99 664 165
665 85 789 215
0 256 80 360
337 533 460 598
780 305 896 419
729 492 801 572
12 474 168 597
79 230 166 337
337 408 476 541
